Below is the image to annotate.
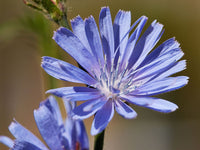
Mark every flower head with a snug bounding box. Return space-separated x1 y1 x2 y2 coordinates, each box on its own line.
0 96 89 150
42 7 188 135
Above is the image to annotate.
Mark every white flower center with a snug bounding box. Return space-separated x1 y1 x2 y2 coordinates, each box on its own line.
94 57 135 100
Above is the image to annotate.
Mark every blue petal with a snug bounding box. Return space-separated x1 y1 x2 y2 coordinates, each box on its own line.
138 37 180 68
75 121 89 150
53 27 100 75
120 16 147 69
42 98 70 150
114 100 137 119
142 59 186 83
40 96 63 128
46 87 101 101
71 16 92 54
34 105 64 150
63 99 76 115
132 76 189 96
8 121 48 150
131 48 184 83
155 60 186 80
85 16 105 67
73 97 107 120
60 135 70 150
91 100 114 135
120 95 154 106
121 95 178 113
12 140 42 150
99 7 114 68
113 10 131 55
63 93 101 101
128 20 164 70
64 117 76 150
42 56 97 86
0 136 14 148
63 100 76 149
145 99 178 113
63 101 89 150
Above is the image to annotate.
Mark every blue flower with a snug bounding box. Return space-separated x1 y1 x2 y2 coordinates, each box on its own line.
41 7 188 135
0 96 89 150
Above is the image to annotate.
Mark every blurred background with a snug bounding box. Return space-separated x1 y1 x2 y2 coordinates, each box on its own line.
0 0 200 150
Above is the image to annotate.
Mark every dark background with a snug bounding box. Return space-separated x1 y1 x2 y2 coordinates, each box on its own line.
0 0 200 150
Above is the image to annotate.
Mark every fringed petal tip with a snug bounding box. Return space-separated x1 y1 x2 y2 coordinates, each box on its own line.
100 6 109 11
84 15 98 24
52 27 69 40
70 15 82 23
8 119 18 131
141 15 148 20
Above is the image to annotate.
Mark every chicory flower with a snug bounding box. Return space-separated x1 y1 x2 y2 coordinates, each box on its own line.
42 7 188 135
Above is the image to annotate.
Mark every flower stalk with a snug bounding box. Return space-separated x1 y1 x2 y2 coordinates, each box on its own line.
94 130 105 150
23 0 71 29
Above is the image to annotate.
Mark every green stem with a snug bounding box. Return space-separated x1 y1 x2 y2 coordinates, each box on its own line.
94 130 105 150
58 13 71 29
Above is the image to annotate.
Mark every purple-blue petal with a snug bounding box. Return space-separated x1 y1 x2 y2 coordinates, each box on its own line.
131 48 184 83
63 100 89 150
85 16 105 67
132 76 189 96
138 37 180 68
64 117 76 150
91 100 114 135
113 10 131 55
46 86 101 101
128 20 164 70
114 100 137 119
155 60 186 80
135 60 186 85
40 96 63 128
120 16 147 69
121 95 178 113
71 16 92 54
75 121 89 150
64 93 102 101
8 121 48 150
53 27 99 75
63 100 77 149
99 7 114 68
34 105 64 150
73 97 107 120
63 99 76 115
42 56 97 86
12 140 42 150
0 136 14 148
120 95 154 106
144 99 178 113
